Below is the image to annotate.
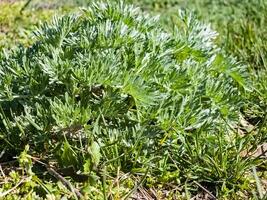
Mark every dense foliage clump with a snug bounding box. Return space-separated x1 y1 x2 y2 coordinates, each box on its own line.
0 1 265 199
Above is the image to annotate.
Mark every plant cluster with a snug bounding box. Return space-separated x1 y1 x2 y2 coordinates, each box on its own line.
0 1 266 199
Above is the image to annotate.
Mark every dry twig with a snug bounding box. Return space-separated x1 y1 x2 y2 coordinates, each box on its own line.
0 178 25 198
30 156 83 199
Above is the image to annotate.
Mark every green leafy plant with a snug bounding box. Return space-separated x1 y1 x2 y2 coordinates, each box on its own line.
0 1 265 199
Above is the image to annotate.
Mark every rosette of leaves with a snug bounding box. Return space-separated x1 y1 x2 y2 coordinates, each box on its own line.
0 2 254 197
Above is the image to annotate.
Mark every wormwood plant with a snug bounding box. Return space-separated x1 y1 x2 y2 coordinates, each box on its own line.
0 2 261 199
